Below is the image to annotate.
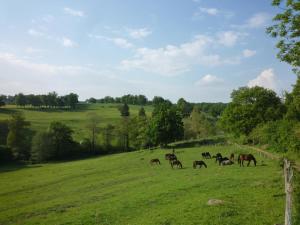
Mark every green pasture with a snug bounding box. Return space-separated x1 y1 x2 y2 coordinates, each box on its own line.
0 145 288 225
0 104 152 140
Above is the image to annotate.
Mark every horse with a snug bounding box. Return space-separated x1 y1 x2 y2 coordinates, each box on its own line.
171 160 183 169
168 155 177 164
238 154 257 167
230 153 234 161
150 158 161 165
216 157 229 166
193 160 207 168
212 153 222 163
165 153 176 160
221 159 234 166
202 152 211 159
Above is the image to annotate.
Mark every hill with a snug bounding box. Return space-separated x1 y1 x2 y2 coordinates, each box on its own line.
0 104 153 140
0 144 285 225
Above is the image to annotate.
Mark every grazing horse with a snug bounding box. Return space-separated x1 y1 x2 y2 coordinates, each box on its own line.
171 160 183 169
168 156 177 164
193 160 207 168
202 152 211 159
221 160 234 166
150 158 161 165
230 153 234 161
165 153 176 160
212 153 222 162
216 157 229 166
238 154 257 167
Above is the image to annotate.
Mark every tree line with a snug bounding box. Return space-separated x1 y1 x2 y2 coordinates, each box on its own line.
0 92 79 109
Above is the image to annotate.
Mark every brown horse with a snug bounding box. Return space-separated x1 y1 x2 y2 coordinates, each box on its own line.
165 153 176 160
193 160 207 168
150 158 161 165
238 154 257 167
171 160 182 169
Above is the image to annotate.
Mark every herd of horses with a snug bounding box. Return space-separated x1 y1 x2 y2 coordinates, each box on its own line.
150 151 257 169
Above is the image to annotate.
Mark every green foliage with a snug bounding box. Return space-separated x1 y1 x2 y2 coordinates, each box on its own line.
48 121 77 159
184 106 216 139
219 86 285 136
118 103 130 117
285 76 300 120
148 103 184 146
177 98 193 117
15 93 27 107
31 132 55 162
250 120 300 153
0 95 5 107
138 107 146 117
267 0 300 72
0 145 12 162
86 112 101 152
194 102 227 117
0 120 8 145
7 112 31 160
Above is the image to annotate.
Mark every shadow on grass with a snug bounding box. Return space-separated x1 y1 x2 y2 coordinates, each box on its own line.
0 162 42 173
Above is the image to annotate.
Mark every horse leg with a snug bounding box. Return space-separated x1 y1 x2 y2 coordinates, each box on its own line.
247 160 250 167
242 160 244 167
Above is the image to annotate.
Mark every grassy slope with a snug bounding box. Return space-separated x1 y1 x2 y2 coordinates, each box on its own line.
0 145 285 225
0 104 152 140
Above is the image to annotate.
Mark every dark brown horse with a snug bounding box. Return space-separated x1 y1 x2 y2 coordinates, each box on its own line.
150 158 161 165
193 160 207 168
171 160 182 169
238 154 256 167
165 153 176 160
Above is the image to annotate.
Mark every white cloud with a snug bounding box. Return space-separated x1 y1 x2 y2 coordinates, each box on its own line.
246 13 270 28
217 31 240 47
64 7 85 17
248 68 277 90
89 34 133 49
128 28 152 39
25 47 44 54
28 29 45 37
198 7 219 16
62 37 77 48
195 74 223 86
121 35 239 76
243 49 256 58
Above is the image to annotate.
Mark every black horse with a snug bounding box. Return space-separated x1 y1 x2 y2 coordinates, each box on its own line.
202 152 211 159
212 153 222 163
216 157 229 166
193 160 207 168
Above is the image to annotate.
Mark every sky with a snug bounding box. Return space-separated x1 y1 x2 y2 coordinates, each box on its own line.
0 0 297 102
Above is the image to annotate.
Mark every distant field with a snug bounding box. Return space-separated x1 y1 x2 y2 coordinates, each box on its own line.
0 104 153 140
0 145 286 225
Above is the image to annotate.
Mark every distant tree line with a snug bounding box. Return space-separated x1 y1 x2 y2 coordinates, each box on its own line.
0 92 79 109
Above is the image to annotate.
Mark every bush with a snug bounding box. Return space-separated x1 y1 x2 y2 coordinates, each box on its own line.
0 145 13 162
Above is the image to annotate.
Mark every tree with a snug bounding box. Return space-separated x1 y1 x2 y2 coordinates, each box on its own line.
15 93 27 107
66 93 79 109
267 0 300 73
285 77 300 120
31 132 55 162
184 106 216 139
138 107 146 117
87 97 97 103
48 121 75 159
0 95 6 107
102 124 115 149
119 103 130 117
177 98 193 117
7 112 31 160
86 113 101 152
148 103 184 146
219 86 285 136
0 120 8 145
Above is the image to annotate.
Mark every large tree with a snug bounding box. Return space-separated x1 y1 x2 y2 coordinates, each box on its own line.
7 112 31 160
267 0 300 73
86 112 101 152
148 103 184 146
219 86 285 136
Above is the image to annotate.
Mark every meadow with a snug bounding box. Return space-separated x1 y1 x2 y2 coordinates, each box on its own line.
0 104 152 140
0 144 286 225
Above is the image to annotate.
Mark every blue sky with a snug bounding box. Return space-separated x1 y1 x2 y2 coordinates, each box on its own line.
0 0 296 102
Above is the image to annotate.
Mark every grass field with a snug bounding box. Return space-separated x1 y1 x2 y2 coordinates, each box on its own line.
0 104 152 140
0 144 287 225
